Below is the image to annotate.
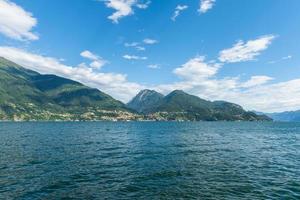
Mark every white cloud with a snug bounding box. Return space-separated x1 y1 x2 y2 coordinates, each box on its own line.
80 50 107 69
136 1 150 9
143 38 158 45
105 0 135 23
0 46 143 102
198 0 215 14
153 54 300 112
80 50 99 60
135 46 145 51
124 42 139 47
0 0 38 41
268 55 292 64
283 55 292 60
89 60 105 69
124 42 145 51
148 64 160 69
123 54 147 60
174 56 220 81
77 62 89 68
219 35 276 63
103 0 150 23
171 5 188 21
242 76 273 88
154 56 237 102
239 79 300 112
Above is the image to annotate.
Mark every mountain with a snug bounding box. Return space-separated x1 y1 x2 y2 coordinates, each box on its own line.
0 57 272 121
156 90 212 112
264 110 300 122
0 57 136 121
126 89 164 113
128 90 272 121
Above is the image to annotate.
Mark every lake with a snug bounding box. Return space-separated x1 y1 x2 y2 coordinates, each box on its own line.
0 122 299 199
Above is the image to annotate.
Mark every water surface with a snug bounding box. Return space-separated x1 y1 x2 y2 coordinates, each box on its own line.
0 122 299 199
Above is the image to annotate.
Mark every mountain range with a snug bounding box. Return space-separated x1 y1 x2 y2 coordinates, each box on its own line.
127 89 271 121
0 57 271 121
263 111 300 122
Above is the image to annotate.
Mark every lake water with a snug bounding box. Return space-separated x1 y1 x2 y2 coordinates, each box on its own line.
0 122 299 199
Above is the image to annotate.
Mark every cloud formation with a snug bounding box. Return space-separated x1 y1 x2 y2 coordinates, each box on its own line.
171 5 188 21
151 35 299 112
268 55 292 64
124 38 157 53
103 0 150 23
148 64 160 69
143 38 158 45
219 35 275 63
0 0 38 41
80 50 107 69
135 46 146 51
242 76 273 88
123 54 147 60
198 0 215 14
154 56 300 112
136 1 150 9
124 42 139 47
124 42 145 51
173 56 220 81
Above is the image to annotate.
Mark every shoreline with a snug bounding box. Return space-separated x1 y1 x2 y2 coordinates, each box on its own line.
0 120 277 122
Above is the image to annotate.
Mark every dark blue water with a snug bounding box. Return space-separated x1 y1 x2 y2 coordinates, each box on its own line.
0 122 299 199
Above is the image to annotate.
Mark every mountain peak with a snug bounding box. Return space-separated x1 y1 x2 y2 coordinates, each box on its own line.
167 90 188 96
134 89 163 101
137 89 161 98
127 89 164 113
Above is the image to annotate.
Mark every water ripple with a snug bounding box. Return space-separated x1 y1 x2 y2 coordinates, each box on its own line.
0 122 299 199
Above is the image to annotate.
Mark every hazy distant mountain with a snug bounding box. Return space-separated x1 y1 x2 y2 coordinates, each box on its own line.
0 57 132 120
265 110 300 122
128 89 272 121
126 89 164 113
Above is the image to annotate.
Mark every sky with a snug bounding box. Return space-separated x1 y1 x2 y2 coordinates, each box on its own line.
0 0 300 112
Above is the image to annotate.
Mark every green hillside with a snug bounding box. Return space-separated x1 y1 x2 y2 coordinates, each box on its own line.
128 90 272 121
0 57 132 121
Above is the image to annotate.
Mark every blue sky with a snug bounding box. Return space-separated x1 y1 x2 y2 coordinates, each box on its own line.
0 0 300 112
